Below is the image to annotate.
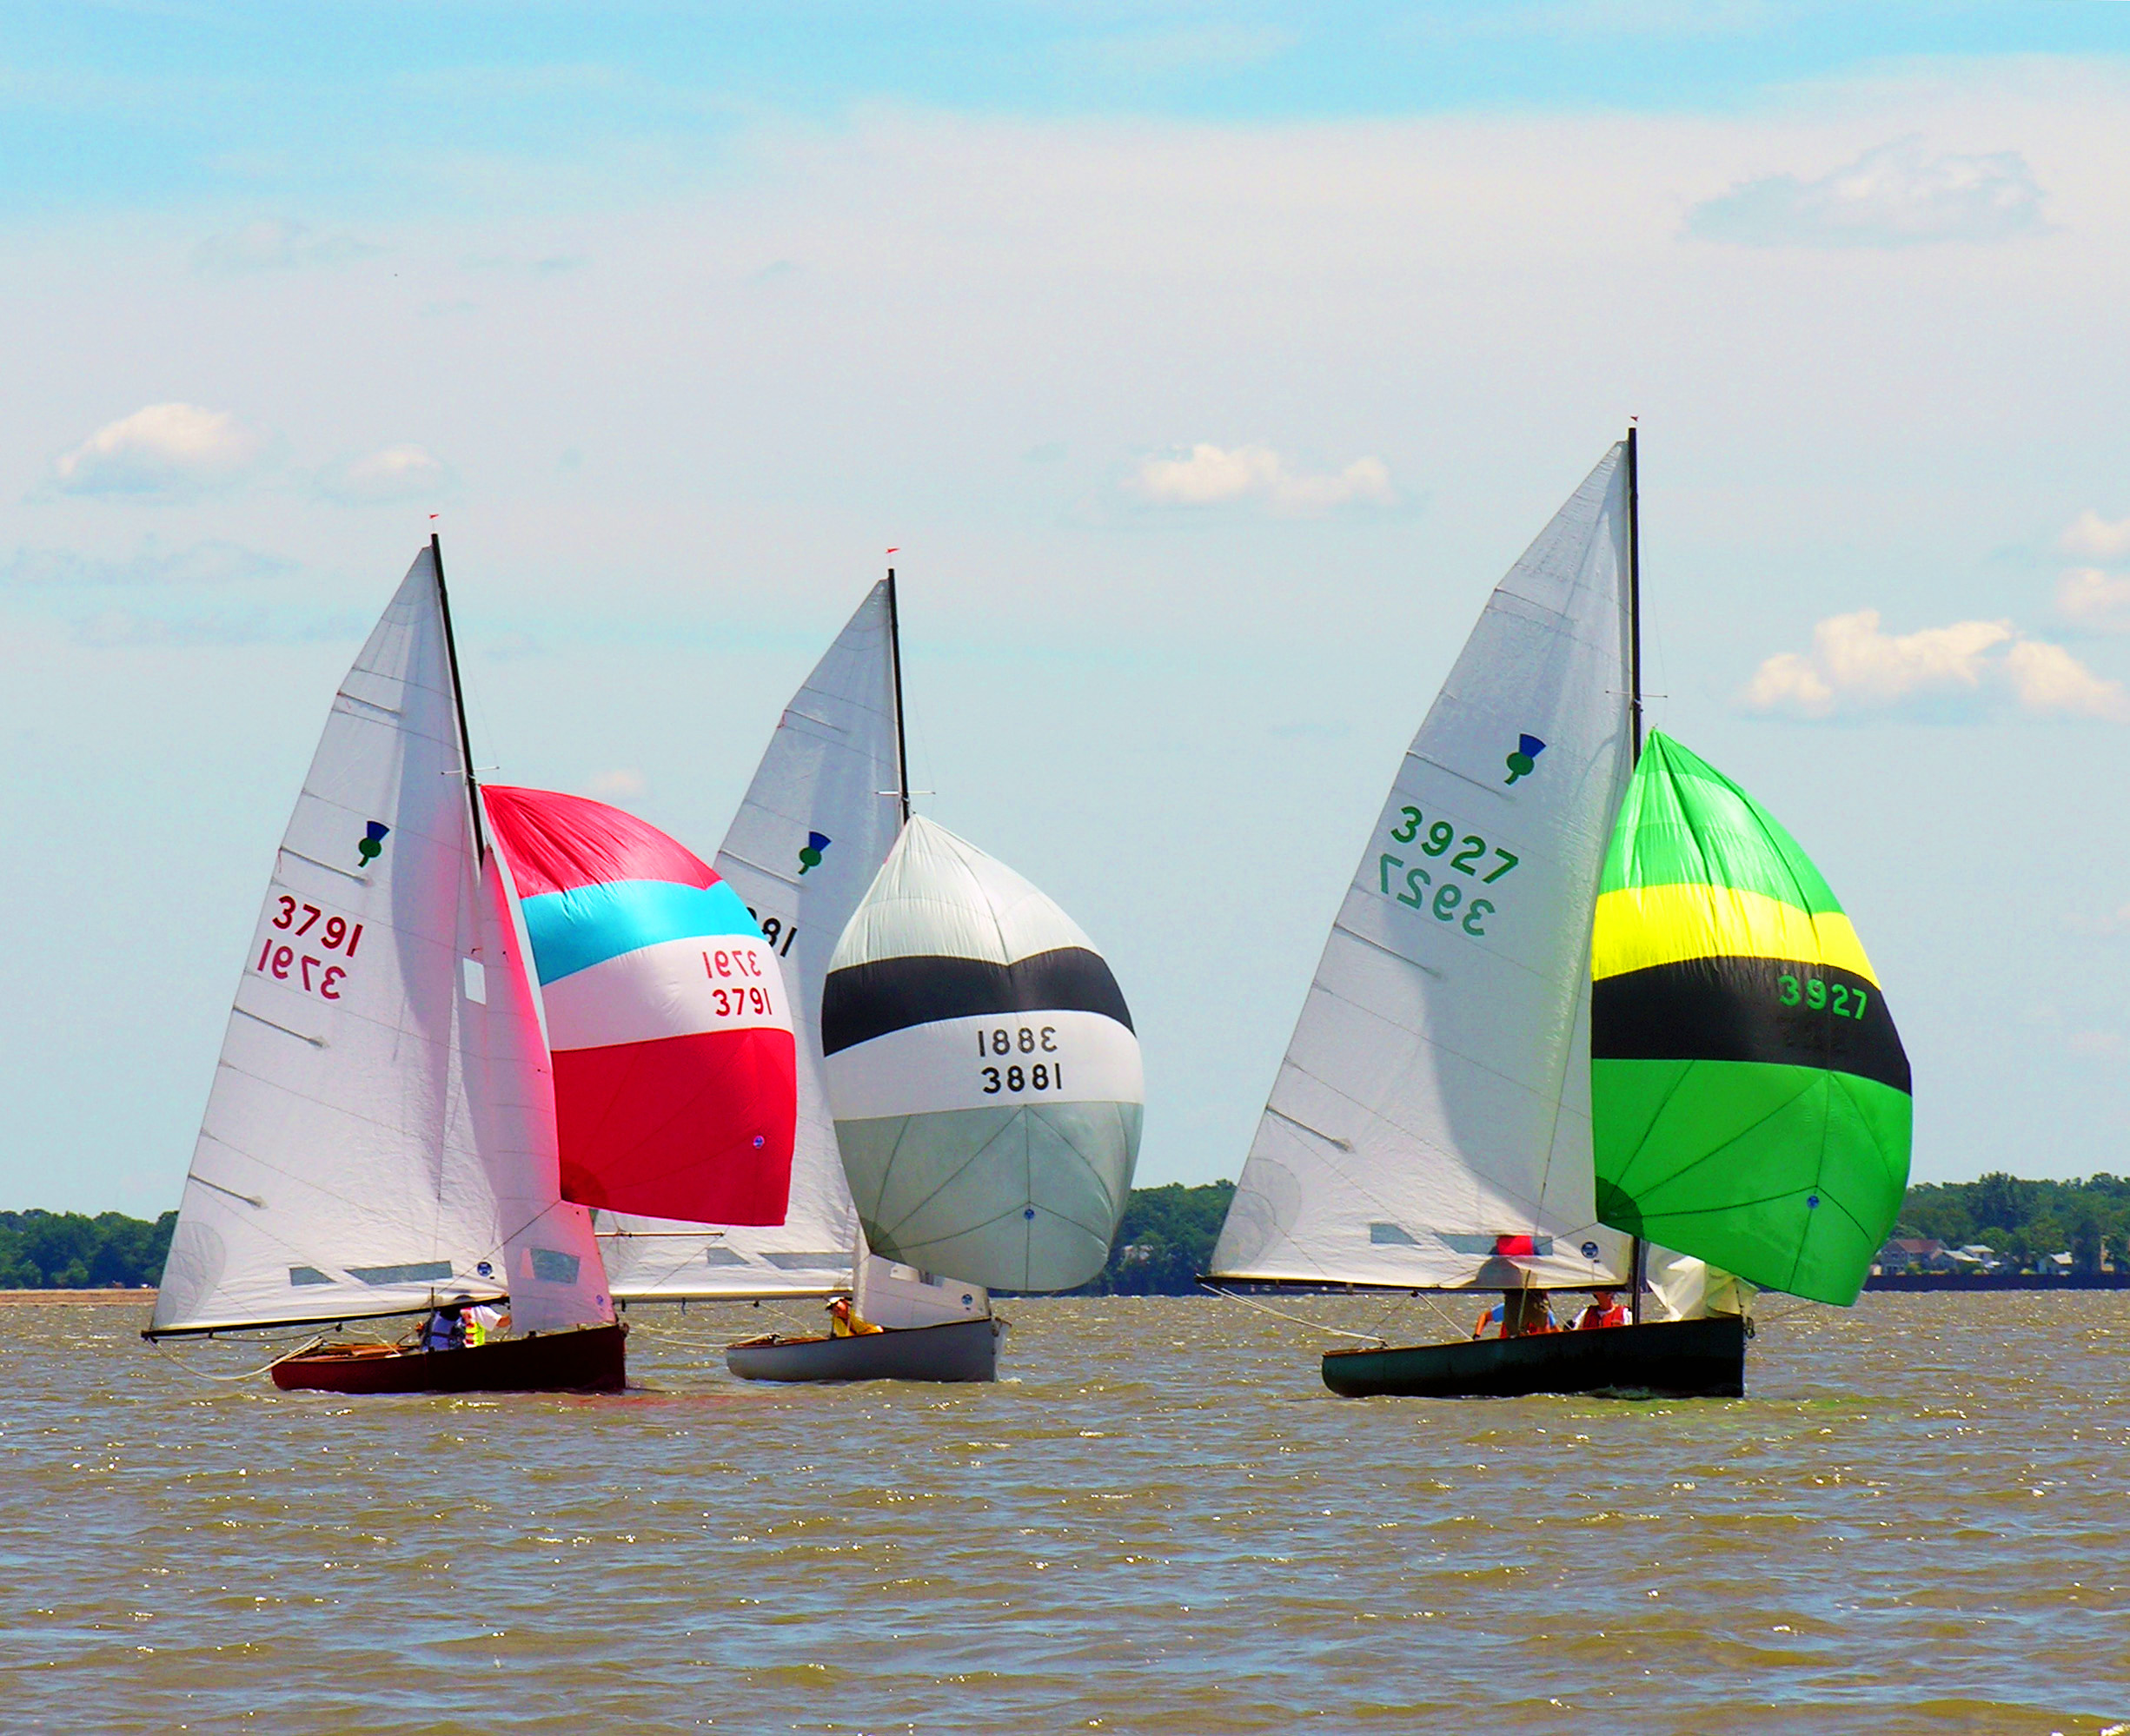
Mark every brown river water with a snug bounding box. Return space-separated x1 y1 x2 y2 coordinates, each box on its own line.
2 1291 2126 1734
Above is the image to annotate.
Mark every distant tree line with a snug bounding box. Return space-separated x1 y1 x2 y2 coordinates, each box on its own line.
0 1210 176 1289
1072 1181 1237 1295
1894 1172 2130 1274
23 1172 2117 1294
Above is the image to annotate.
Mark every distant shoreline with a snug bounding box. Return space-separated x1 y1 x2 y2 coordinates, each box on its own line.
0 1288 154 1304
1864 1273 2130 1291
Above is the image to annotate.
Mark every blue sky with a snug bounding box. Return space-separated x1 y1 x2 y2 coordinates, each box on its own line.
4 3 2130 1213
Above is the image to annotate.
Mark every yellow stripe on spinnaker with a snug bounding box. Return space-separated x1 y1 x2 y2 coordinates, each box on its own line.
1591 884 1878 985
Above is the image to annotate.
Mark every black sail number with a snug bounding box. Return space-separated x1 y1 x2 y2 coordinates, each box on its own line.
979 1024 1063 1095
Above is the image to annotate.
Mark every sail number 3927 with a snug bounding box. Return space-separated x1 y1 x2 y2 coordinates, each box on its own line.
1377 806 1518 939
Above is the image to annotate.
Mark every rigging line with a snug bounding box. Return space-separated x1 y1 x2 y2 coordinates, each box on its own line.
150 1331 336 1384
1199 1282 1391 1345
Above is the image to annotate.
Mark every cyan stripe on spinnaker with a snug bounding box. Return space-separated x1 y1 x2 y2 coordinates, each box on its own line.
521 878 764 984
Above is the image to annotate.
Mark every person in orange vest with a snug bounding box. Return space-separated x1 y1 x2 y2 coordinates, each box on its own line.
1572 1288 1630 1329
1471 1290 1556 1339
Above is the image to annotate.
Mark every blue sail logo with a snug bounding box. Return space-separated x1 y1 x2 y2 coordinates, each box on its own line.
798 832 832 876
357 821 390 866
1504 735 1546 785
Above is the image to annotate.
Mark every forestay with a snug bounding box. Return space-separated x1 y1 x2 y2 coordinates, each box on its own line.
823 816 1143 1294
1211 445 1638 1291
599 584 899 1299
151 548 610 1336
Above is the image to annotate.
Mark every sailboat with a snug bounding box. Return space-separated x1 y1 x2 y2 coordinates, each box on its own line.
143 540 627 1394
724 576 1145 1382
1208 432 1912 1399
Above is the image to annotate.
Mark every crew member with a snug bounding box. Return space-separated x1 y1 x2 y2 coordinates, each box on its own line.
827 1296 883 1338
421 1303 467 1353
1471 1291 1556 1339
1572 1289 1631 1330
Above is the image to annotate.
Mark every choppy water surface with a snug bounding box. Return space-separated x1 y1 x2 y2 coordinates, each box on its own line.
3 1293 2127 1733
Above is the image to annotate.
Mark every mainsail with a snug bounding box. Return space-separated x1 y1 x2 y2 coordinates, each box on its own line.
482 785 799 1227
821 815 1143 1293
1590 732 1912 1305
597 583 899 1299
1211 444 1639 1291
151 547 610 1336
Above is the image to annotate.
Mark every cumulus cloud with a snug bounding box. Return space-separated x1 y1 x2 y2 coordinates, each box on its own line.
1685 137 2047 248
194 218 381 274
2060 509 2130 562
1742 609 2129 722
2055 567 2130 635
315 444 455 506
1127 443 1394 514
52 403 270 498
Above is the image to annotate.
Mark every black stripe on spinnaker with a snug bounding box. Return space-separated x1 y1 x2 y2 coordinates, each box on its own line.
821 946 1132 1055
1592 956 1911 1095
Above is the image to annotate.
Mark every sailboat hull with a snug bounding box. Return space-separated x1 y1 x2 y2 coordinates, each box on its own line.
725 1315 1004 1382
1321 1315 1746 1400
270 1323 628 1395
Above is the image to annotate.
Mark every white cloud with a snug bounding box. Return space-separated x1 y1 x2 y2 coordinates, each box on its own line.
52 403 269 498
1127 444 1393 514
587 768 647 800
194 219 380 274
1742 609 2128 722
2054 567 2130 634
2003 639 2130 721
2060 509 2130 561
1686 136 2047 248
315 444 455 506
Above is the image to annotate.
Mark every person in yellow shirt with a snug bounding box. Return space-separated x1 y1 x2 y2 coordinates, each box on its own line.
827 1296 884 1337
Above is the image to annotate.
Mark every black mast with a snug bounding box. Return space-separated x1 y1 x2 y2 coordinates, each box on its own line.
886 566 912 823
431 532 487 864
1624 424 1645 1325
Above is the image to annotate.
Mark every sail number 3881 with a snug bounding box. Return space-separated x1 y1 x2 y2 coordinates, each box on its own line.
978 1025 1064 1096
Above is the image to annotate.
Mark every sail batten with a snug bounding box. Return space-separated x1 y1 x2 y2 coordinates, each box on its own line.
1211 444 1638 1292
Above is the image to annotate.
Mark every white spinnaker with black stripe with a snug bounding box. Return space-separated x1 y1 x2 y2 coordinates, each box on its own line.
822 816 1143 1294
1210 445 1638 1293
151 549 609 1336
597 583 899 1299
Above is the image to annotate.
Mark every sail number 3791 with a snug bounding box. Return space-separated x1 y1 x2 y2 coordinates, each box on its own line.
256 897 363 999
1377 805 1518 938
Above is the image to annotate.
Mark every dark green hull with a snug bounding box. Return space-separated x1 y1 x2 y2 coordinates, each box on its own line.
1322 1315 1746 1400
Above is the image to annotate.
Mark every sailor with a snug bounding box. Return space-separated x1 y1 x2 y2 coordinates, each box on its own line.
1572 1289 1631 1330
827 1296 884 1338
1471 1291 1556 1340
464 1300 506 1348
421 1303 468 1353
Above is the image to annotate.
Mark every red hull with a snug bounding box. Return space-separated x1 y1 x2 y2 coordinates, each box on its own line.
270 1323 627 1395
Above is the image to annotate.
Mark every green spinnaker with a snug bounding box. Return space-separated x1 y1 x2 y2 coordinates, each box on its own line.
1589 733 1912 1307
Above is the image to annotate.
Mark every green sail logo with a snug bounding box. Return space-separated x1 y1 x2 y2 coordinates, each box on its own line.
1503 734 1546 785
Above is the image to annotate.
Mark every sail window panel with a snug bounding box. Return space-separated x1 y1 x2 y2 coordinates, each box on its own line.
528 1248 581 1285
287 1266 332 1286
762 1251 849 1269
347 1261 456 1287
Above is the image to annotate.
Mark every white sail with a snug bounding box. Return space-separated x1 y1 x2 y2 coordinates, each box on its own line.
599 583 899 1299
152 549 613 1335
852 1229 991 1329
1211 445 1638 1292
822 816 1144 1294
